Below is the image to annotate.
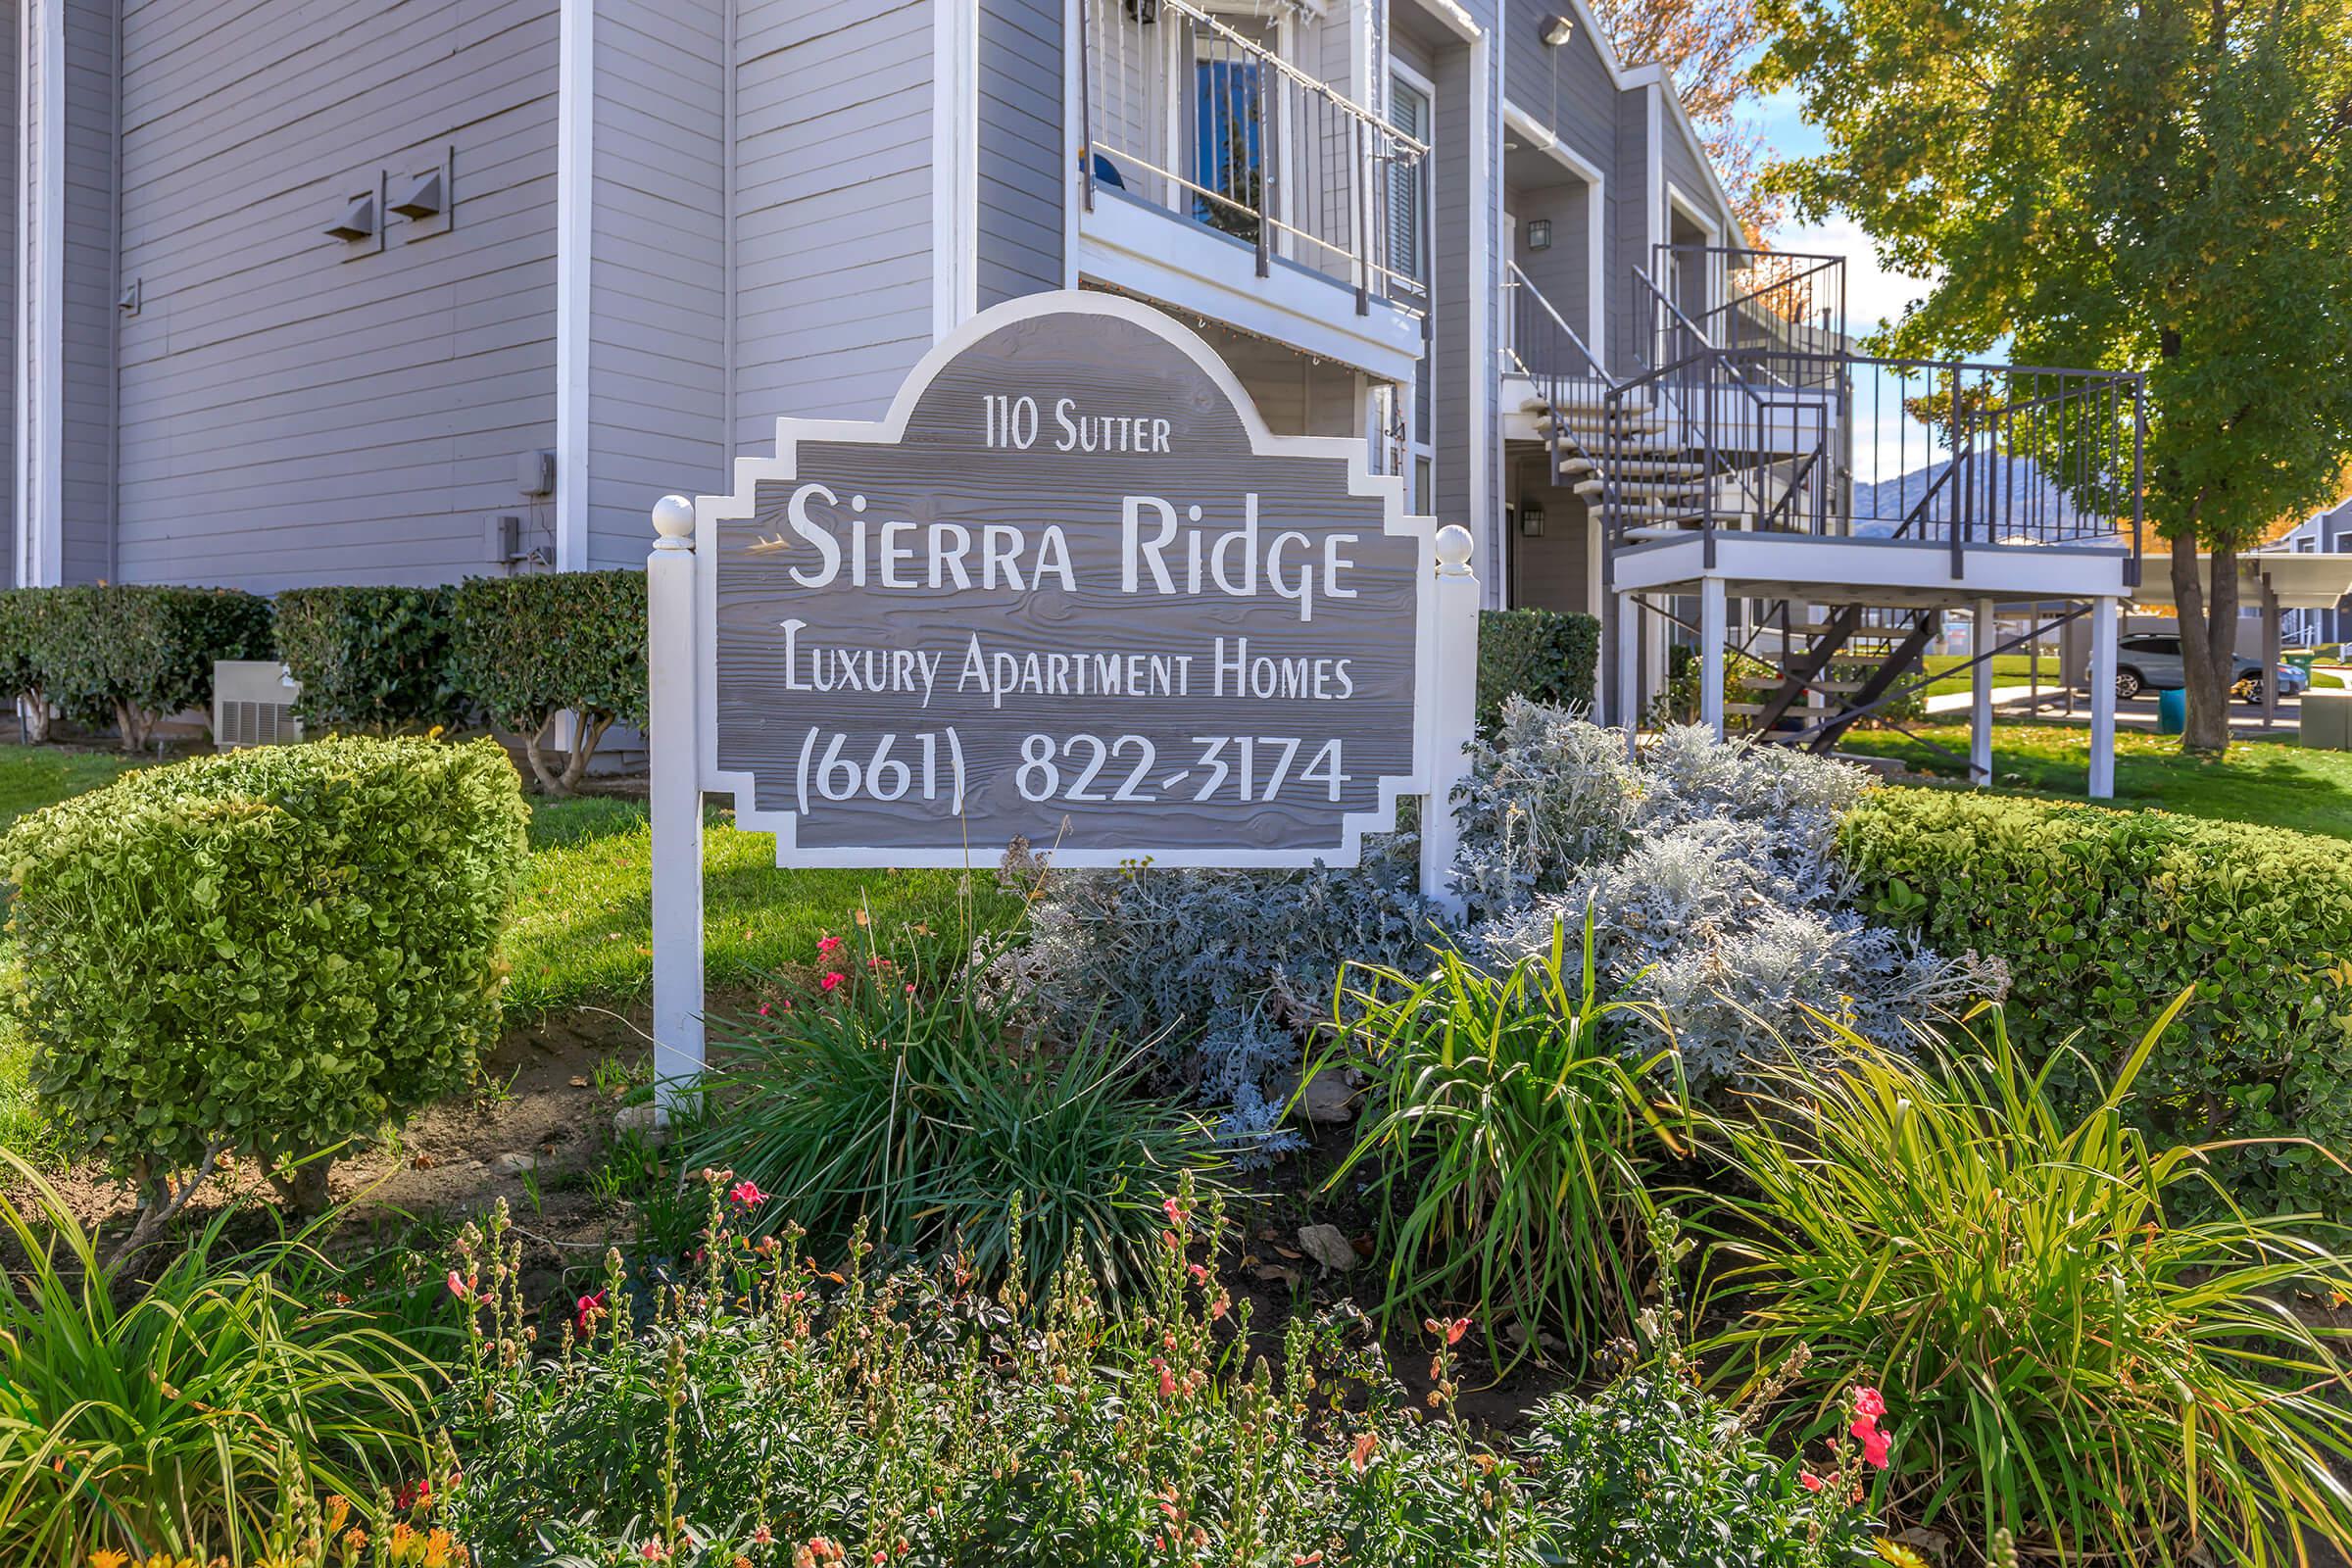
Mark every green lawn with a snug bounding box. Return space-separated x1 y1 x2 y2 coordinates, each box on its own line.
511 796 988 1014
1836 720 2352 841
1915 653 2059 698
0 746 142 829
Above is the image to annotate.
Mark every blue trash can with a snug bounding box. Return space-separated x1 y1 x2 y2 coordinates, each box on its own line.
2157 686 2186 735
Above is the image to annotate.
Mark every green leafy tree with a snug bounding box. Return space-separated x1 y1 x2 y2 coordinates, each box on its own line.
1755 0 2352 753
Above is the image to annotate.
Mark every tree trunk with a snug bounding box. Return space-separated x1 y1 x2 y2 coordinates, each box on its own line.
17 690 49 745
522 710 612 797
2170 534 2239 755
113 697 155 756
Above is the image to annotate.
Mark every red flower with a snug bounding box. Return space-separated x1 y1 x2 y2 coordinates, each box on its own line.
1800 1469 1826 1494
1851 1413 1891 1470
1155 1357 1177 1398
817 935 843 956
1445 1315 1471 1346
574 1289 607 1334
729 1179 769 1207
1852 1386 1886 1420
820 972 846 993
393 1476 432 1511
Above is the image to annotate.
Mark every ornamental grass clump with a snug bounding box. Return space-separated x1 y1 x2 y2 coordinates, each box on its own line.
0 1152 441 1567
1319 915 1680 1372
1699 992 2352 1565
672 904 1222 1294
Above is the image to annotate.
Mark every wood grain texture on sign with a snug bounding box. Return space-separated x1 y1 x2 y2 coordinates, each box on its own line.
709 302 1426 862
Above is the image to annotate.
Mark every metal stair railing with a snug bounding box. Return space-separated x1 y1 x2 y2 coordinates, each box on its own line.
1503 263 1615 485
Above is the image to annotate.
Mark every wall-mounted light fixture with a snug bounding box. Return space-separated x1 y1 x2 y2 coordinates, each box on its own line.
1519 497 1547 538
1538 14 1574 47
324 190 377 242
1527 219 1553 251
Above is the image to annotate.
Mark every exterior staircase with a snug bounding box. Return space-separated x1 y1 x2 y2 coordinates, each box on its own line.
1507 254 1944 749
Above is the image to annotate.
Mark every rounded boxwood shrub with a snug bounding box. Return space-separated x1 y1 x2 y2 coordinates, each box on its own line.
450 569 646 795
274 584 457 732
3 736 530 1227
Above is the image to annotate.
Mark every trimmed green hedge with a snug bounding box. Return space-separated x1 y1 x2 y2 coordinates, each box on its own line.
3 736 530 1205
1478 608 1598 728
1842 789 2352 1215
16 584 273 752
275 585 455 732
451 569 646 795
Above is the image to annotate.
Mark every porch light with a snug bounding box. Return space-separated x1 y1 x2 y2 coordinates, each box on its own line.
1538 14 1574 47
1519 498 1546 537
1528 219 1553 251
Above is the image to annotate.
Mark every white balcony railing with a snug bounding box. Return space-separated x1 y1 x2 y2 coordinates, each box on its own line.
1079 0 1430 317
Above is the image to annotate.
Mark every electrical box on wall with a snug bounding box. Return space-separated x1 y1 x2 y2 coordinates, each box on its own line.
517 449 557 497
486 513 545 568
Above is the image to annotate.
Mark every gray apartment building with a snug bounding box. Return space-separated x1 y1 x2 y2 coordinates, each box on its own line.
1 0 1742 616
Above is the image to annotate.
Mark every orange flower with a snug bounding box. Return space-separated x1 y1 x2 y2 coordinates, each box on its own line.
1348 1431 1379 1474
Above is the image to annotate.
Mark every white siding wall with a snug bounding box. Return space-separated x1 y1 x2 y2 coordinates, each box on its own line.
113 0 562 591
732 0 934 438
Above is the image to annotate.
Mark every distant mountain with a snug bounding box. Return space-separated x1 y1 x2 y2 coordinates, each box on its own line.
1846 456 2099 540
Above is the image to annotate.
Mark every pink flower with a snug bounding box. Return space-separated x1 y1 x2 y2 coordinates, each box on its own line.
1852 1386 1886 1420
446 1271 472 1300
820 972 845 993
574 1289 607 1334
1348 1432 1378 1474
1188 1262 1209 1284
1851 1414 1891 1470
1155 1358 1177 1398
750 1526 773 1546
1162 1195 1189 1228
640 1543 668 1563
904 983 916 996
1799 1469 1826 1494
758 1003 771 1017
817 935 843 956
729 1179 769 1207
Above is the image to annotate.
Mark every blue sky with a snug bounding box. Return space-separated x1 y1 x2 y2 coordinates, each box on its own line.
1750 88 1935 336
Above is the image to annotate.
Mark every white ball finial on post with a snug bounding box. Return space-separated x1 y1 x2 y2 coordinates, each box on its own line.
1420 524 1480 917
652 493 696 548
1434 523 1475 575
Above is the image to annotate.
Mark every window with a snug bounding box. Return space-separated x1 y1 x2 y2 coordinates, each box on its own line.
1193 57 1264 240
1387 76 1431 288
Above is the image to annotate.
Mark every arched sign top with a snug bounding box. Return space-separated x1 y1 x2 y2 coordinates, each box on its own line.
680 290 1469 870
808 290 1294 466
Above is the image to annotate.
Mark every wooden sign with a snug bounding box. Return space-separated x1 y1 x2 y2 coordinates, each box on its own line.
645 293 1479 1088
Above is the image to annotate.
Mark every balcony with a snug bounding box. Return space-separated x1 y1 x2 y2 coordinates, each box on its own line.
1077 0 1429 383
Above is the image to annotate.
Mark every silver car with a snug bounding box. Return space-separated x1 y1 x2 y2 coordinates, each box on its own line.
2112 632 2309 704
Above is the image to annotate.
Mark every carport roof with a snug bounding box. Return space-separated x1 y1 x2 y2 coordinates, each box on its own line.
2135 551 2352 611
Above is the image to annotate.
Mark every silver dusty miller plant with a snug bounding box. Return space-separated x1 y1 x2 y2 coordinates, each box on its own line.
1011 699 2004 1144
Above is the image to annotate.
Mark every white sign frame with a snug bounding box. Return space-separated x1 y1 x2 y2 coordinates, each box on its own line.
645 292 1480 1096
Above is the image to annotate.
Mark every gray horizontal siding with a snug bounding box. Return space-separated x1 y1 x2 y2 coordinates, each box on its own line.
732 0 932 443
59 0 113 585
1607 86 1649 372
977 0 1060 308
113 0 561 592
588 0 727 569
0 0 18 585
1503 0 1613 154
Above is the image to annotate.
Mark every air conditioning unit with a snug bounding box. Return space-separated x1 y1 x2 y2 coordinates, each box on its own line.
214 661 303 751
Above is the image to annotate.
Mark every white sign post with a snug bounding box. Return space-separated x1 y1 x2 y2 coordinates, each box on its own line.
644 293 1478 1102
